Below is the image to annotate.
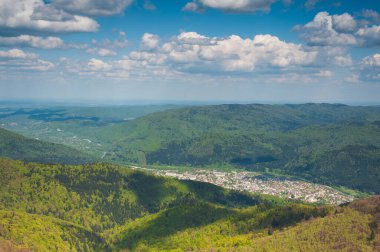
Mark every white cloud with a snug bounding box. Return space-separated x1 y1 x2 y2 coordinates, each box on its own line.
356 25 380 47
87 48 117 57
333 55 353 67
345 74 360 83
50 0 134 16
97 48 117 57
85 32 128 56
361 9 380 24
183 2 200 12
315 70 333 77
163 32 317 72
88 58 112 71
359 54 380 81
331 13 356 33
0 0 99 35
91 32 128 49
0 49 36 59
361 54 380 67
60 32 320 80
0 35 64 49
141 33 160 50
0 49 54 72
184 0 277 13
297 11 380 47
296 12 358 46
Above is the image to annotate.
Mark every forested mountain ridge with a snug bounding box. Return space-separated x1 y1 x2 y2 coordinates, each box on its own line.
0 158 379 251
0 128 96 165
99 103 380 193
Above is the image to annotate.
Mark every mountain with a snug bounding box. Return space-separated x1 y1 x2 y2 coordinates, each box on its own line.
0 128 96 165
99 103 380 193
0 158 379 251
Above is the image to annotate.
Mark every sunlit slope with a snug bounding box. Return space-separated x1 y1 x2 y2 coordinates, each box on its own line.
0 210 109 252
111 197 380 251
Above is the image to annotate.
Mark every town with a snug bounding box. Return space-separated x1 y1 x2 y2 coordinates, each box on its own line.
132 167 355 205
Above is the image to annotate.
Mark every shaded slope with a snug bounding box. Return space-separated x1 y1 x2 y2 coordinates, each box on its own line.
0 128 96 165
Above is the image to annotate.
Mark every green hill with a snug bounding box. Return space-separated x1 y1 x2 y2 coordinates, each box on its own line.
0 158 379 251
0 128 96 165
0 210 108 252
111 197 380 251
99 104 380 193
0 158 273 233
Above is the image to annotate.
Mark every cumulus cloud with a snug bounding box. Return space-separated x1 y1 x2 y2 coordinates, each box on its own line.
84 32 128 56
161 32 317 72
54 32 323 81
0 35 64 49
0 0 99 35
87 48 117 57
81 31 318 79
295 12 358 46
331 13 357 33
359 54 380 81
0 49 36 59
356 25 380 47
91 32 128 49
183 0 278 13
141 33 160 50
361 9 380 24
361 54 380 67
296 11 380 47
0 49 54 72
50 0 133 16
88 58 112 71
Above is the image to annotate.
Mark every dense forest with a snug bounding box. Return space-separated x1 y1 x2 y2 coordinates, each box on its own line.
0 158 379 251
0 104 379 251
0 128 96 165
96 104 380 193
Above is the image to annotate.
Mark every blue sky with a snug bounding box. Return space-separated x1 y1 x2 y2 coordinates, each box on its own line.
0 0 379 104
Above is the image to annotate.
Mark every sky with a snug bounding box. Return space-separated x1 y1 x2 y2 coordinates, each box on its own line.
0 0 379 104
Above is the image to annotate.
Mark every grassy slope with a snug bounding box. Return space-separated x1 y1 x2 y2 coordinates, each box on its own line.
0 128 96 165
101 104 380 193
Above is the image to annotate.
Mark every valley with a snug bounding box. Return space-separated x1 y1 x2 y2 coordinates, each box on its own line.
132 166 356 205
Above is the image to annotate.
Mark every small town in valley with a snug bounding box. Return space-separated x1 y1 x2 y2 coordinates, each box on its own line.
132 167 355 205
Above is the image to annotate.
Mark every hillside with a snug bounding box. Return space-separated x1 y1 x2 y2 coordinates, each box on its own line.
0 128 96 165
0 158 274 233
111 197 380 251
0 158 379 251
100 104 380 193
